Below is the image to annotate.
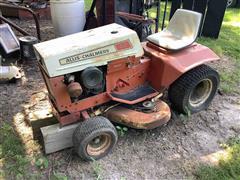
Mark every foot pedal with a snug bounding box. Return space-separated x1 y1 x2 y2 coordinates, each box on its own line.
109 85 158 104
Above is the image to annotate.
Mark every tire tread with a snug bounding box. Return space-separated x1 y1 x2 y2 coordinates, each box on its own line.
168 64 219 113
73 116 117 161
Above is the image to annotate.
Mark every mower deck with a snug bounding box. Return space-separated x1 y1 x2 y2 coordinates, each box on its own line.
106 100 171 129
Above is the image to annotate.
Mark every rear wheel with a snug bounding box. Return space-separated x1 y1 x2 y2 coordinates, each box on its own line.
168 65 219 114
73 116 118 161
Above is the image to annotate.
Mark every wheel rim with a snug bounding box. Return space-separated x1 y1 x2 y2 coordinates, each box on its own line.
86 133 112 156
227 0 233 6
189 79 213 108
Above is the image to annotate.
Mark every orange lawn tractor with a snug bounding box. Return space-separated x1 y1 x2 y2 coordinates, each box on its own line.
34 9 220 161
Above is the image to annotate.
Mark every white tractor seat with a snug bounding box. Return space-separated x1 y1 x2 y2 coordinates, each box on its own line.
147 9 202 51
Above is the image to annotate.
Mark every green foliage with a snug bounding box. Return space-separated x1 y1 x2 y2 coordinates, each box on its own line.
85 0 93 11
0 122 46 179
51 172 69 180
195 136 240 180
120 177 127 180
116 126 128 137
179 107 192 122
0 123 30 179
227 137 240 147
198 9 240 94
179 114 189 122
91 157 103 180
35 156 49 170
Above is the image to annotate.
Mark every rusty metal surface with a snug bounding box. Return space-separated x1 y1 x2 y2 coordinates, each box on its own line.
67 82 83 98
0 15 31 36
44 74 111 114
116 11 155 24
106 100 171 129
81 111 90 120
108 92 159 105
106 56 150 94
51 103 81 126
38 28 218 126
143 42 220 90
40 62 107 112
39 51 163 126
0 3 41 40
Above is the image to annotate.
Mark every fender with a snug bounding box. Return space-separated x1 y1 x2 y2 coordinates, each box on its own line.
143 42 220 90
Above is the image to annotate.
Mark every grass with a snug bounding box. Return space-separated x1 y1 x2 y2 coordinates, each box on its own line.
0 123 32 179
195 137 240 180
85 0 93 11
0 121 69 179
198 8 240 93
91 158 103 180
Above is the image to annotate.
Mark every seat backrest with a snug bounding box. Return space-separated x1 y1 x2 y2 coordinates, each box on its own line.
167 9 202 40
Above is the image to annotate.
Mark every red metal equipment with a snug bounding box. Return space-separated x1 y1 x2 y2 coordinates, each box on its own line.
35 9 220 161
40 41 218 125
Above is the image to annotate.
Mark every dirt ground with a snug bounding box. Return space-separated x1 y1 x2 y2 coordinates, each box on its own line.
1 19 240 180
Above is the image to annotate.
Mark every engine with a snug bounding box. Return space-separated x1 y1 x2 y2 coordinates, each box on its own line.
64 66 105 102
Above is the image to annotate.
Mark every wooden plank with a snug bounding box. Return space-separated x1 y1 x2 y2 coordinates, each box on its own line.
26 109 58 140
41 123 80 154
23 91 58 140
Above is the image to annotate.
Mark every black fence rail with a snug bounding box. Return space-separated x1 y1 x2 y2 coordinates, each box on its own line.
116 0 227 39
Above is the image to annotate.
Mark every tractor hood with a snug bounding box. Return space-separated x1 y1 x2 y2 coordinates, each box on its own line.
34 23 144 77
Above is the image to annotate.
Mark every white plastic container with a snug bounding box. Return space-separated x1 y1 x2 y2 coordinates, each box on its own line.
50 0 86 37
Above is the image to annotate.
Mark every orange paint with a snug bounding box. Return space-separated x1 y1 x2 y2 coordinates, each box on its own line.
40 42 219 126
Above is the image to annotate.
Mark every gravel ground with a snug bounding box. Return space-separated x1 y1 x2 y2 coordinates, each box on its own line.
0 19 240 180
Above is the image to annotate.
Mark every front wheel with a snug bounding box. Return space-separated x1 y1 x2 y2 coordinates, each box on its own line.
168 65 219 114
73 116 118 161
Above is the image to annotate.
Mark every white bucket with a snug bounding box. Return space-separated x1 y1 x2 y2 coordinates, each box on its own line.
50 0 86 37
